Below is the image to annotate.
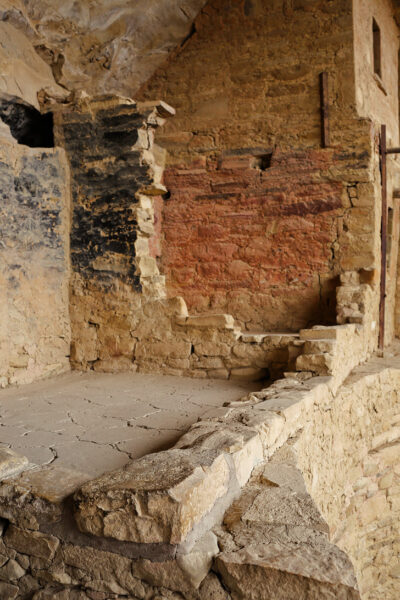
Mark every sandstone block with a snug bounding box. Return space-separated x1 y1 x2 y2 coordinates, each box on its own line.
8 356 29 369
175 422 262 486
232 434 264 486
194 341 232 356
136 340 192 360
193 356 225 369
241 411 285 452
303 340 335 354
296 353 332 374
167 357 190 370
207 368 230 380
74 449 231 544
186 314 235 329
299 325 354 341
176 531 219 589
232 343 268 362
136 256 159 277
0 581 18 600
0 466 91 530
216 533 360 600
62 544 145 597
93 357 136 373
240 333 269 343
0 558 25 581
4 526 59 560
359 494 388 526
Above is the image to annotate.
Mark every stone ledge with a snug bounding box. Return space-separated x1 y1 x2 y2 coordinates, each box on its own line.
70 346 400 560
74 448 236 545
214 441 360 600
0 349 398 596
0 466 91 531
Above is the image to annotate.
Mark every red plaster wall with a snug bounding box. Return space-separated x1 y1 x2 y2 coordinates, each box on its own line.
162 149 343 331
137 0 360 332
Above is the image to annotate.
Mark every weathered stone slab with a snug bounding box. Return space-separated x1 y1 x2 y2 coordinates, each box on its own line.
185 314 235 329
0 466 91 530
5 525 59 560
216 531 360 600
175 422 263 487
74 449 232 544
0 581 18 600
0 449 29 481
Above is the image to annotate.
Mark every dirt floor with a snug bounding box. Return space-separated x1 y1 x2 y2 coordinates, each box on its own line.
0 372 258 478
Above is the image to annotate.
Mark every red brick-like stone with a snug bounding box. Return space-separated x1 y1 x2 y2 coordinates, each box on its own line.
161 149 343 330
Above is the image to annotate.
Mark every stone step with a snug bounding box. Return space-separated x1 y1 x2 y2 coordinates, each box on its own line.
0 465 91 530
240 332 300 344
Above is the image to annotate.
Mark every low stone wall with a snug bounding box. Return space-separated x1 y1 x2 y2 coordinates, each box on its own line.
333 404 400 599
0 336 398 598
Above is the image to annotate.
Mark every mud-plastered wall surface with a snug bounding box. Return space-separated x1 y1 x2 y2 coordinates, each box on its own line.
138 0 392 332
0 124 71 387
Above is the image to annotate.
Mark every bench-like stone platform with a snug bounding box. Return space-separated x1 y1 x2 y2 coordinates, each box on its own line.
0 371 258 478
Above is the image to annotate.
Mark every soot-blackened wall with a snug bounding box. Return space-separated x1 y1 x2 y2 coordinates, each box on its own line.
0 121 70 387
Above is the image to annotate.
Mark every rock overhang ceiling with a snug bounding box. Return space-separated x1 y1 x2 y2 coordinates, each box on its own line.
0 0 207 104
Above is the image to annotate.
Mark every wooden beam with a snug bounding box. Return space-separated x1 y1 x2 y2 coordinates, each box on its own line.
379 124 387 350
319 72 330 148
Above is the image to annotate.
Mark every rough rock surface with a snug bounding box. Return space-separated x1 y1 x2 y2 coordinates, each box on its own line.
0 0 208 97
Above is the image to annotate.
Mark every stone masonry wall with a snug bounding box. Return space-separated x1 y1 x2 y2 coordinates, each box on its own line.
0 322 397 598
55 93 305 380
137 0 388 331
0 121 70 388
352 0 400 345
54 95 171 373
162 149 343 331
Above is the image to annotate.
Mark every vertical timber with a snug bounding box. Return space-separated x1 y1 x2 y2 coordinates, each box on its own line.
379 124 387 350
319 72 330 148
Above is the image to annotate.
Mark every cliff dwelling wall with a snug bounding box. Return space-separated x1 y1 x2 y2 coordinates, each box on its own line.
0 122 70 387
353 0 400 343
2 0 400 386
0 22 71 388
138 0 397 334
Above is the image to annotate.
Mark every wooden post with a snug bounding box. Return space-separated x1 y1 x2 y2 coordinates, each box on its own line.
379 124 387 350
319 72 330 148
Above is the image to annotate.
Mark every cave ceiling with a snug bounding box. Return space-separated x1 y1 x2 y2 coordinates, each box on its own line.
0 0 207 101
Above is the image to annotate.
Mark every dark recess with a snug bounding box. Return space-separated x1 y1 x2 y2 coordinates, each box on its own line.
0 96 54 148
255 153 273 170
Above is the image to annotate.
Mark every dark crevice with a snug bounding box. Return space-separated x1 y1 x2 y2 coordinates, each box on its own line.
180 22 196 48
0 96 54 148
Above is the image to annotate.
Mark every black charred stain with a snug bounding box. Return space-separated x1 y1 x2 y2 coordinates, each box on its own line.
0 150 65 270
62 105 153 290
0 97 54 147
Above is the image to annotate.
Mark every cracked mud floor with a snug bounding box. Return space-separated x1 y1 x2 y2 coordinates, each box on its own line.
0 372 258 478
